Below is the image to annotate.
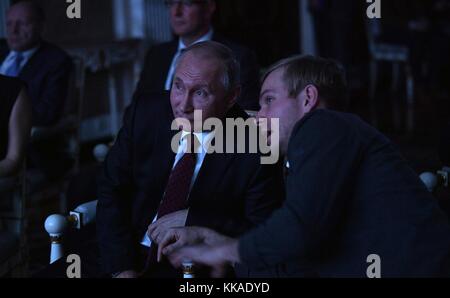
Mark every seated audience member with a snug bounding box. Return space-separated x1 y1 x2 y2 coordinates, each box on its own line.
162 55 450 278
37 41 283 278
0 1 72 126
135 0 261 110
0 75 32 178
0 1 73 179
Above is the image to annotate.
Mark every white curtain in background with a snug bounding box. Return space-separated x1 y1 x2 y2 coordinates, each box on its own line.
144 0 172 44
0 0 10 38
113 0 146 40
299 0 317 55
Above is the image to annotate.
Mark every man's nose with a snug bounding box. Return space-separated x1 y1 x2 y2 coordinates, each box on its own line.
8 22 19 34
256 109 271 127
173 2 184 16
180 94 194 113
256 109 266 121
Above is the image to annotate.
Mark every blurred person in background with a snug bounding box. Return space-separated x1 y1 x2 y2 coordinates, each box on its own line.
134 0 261 110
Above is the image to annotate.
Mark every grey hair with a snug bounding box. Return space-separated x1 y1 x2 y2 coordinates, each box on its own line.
175 41 240 93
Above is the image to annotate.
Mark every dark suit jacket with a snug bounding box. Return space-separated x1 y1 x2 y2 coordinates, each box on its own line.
239 109 450 277
96 91 284 275
440 121 450 166
0 40 72 126
134 34 261 110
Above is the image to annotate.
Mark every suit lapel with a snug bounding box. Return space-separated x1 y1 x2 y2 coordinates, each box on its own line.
150 104 178 197
189 149 235 204
188 104 246 203
18 45 43 79
140 108 178 228
159 41 178 86
157 125 178 185
165 40 178 66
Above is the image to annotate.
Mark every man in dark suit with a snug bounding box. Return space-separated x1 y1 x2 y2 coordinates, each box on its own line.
96 41 284 278
1 1 73 179
163 55 450 277
135 0 260 110
0 1 72 126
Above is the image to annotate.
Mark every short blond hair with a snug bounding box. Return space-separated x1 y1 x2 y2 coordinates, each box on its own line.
263 55 348 110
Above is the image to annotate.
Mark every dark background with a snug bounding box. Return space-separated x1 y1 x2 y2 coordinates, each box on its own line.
3 0 449 275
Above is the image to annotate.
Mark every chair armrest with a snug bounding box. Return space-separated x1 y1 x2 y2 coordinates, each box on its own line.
420 172 439 192
44 200 98 263
70 200 98 229
420 167 450 192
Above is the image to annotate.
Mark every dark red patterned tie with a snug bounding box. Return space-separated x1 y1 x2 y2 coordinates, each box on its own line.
143 134 198 271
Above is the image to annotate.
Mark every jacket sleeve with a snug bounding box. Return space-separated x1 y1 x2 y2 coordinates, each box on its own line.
238 112 363 270
96 98 139 274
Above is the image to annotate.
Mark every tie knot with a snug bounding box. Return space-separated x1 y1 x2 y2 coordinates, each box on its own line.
5 52 25 77
183 133 200 154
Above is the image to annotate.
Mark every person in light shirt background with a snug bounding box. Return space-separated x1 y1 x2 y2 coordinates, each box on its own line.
134 0 261 111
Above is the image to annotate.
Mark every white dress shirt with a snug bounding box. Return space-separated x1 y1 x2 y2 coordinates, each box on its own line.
164 28 214 91
0 45 40 76
140 130 215 247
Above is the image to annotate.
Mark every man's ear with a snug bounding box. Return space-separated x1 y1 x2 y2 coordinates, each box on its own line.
302 84 320 112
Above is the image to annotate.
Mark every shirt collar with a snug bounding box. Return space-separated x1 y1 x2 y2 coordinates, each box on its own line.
178 27 214 51
180 130 215 153
10 44 40 60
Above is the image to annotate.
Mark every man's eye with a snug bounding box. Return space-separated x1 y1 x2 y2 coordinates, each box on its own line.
265 97 274 105
195 90 207 97
174 82 182 90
